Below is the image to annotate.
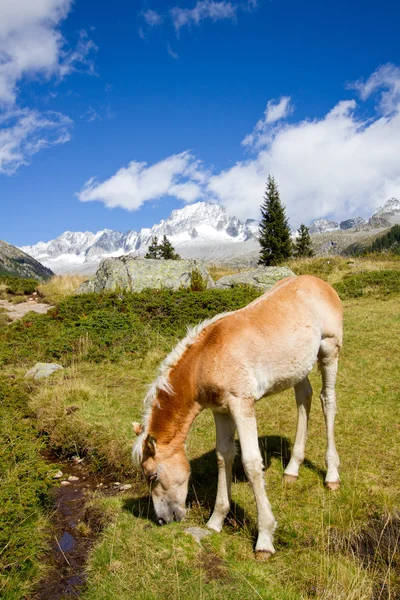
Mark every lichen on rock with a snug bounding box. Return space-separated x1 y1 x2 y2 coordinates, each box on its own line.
215 266 295 291
76 256 215 293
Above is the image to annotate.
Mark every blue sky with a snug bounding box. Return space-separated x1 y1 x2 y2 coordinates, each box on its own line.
1 0 400 246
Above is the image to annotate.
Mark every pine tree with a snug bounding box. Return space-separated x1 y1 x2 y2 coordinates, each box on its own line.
159 235 180 260
145 236 160 259
295 224 314 257
258 176 292 266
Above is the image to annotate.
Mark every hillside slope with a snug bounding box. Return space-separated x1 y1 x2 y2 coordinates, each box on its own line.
0 240 53 280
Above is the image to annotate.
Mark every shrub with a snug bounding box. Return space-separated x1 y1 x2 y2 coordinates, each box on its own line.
190 269 208 291
333 270 400 299
0 275 38 296
0 287 261 367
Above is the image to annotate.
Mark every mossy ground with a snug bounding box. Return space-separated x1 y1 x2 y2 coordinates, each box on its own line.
2 257 400 599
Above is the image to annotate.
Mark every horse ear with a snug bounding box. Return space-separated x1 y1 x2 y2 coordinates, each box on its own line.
132 422 144 436
145 434 157 456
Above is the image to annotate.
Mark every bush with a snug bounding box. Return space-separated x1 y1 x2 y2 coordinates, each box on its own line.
190 269 208 291
0 287 261 367
0 275 39 296
333 270 400 299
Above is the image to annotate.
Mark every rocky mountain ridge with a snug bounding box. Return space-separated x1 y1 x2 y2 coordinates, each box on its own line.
21 202 260 274
0 240 54 280
20 198 400 274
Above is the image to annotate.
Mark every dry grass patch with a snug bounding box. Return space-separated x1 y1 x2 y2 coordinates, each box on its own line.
288 255 400 284
208 265 243 282
39 274 88 304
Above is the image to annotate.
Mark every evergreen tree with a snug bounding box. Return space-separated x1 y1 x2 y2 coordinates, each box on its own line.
145 236 160 259
258 176 292 266
295 224 314 257
159 235 180 260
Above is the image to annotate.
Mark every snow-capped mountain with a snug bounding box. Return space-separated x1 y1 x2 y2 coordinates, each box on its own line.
20 198 400 274
21 203 259 274
309 219 339 235
369 197 400 226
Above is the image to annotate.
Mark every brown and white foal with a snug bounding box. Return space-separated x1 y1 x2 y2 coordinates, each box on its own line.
133 275 343 557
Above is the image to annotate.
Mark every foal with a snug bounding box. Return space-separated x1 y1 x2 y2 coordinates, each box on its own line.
133 275 343 557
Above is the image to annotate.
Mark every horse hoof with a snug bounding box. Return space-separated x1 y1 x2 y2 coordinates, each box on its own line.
283 474 298 484
255 551 272 561
325 481 340 491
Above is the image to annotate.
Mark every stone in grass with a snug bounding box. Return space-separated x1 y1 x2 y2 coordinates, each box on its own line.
184 527 212 544
53 470 63 479
119 484 132 491
215 266 296 291
68 475 79 482
25 362 63 380
60 481 71 486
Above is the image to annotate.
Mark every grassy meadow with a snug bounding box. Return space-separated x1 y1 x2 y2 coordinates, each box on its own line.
1 256 400 599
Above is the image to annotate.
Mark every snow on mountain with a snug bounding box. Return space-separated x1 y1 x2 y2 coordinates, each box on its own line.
20 198 400 275
20 202 259 274
308 219 339 234
370 197 400 225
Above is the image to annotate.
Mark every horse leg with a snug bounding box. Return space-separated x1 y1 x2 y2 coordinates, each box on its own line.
319 339 340 490
207 412 236 533
229 399 276 557
283 376 312 483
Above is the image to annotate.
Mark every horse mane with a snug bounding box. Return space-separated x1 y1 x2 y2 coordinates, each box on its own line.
132 310 234 464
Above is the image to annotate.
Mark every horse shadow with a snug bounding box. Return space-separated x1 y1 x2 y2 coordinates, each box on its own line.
122 435 325 535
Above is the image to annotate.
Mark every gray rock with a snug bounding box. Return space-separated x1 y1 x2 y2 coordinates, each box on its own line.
119 484 132 491
309 219 339 234
76 256 215 293
319 240 340 255
25 362 63 380
339 217 366 230
184 527 212 544
215 266 295 291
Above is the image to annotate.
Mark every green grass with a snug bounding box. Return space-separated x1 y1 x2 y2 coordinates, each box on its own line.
2 262 400 598
0 377 52 599
60 294 398 600
333 270 400 299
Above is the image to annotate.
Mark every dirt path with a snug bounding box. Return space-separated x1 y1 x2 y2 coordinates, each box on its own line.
0 298 53 321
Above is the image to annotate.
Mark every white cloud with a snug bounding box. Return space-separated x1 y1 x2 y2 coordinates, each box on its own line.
78 152 205 210
0 0 96 105
348 63 400 116
0 0 70 104
140 0 257 38
77 64 400 227
209 80 400 225
171 1 237 31
59 29 98 78
0 108 72 174
142 9 163 27
0 0 97 174
167 43 179 60
242 96 292 148
81 106 102 122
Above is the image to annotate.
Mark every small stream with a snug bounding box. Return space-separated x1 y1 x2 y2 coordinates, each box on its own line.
33 455 121 599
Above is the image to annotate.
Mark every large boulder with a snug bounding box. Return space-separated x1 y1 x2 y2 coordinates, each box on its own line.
76 256 215 293
215 266 295 291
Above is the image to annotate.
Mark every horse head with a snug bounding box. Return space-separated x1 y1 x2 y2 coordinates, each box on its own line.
133 422 189 525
